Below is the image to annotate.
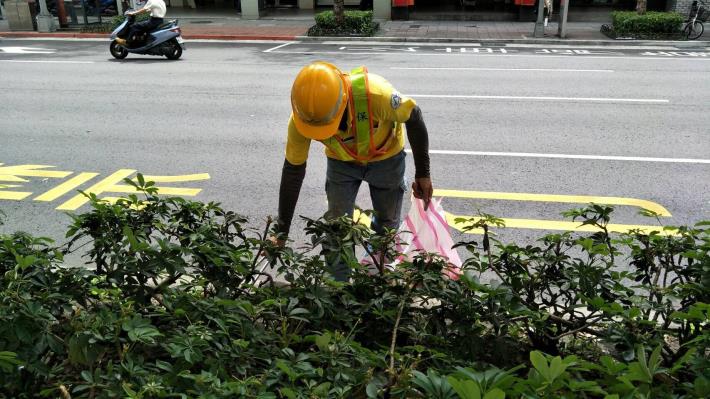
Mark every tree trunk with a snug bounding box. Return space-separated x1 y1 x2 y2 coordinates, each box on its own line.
334 0 345 25
636 0 647 14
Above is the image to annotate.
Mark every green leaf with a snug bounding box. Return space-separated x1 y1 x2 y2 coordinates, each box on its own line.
647 346 662 374
636 346 652 382
279 387 297 399
315 332 331 352
81 370 94 383
483 388 506 399
366 382 379 398
122 316 162 344
0 351 22 372
530 351 550 382
448 376 481 399
548 356 568 382
312 382 331 396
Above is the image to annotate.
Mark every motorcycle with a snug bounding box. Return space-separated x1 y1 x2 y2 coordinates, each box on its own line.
109 11 185 60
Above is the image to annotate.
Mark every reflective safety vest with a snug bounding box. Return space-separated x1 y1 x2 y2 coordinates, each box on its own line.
321 66 389 163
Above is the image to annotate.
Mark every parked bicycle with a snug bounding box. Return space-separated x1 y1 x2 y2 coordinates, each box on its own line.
683 0 709 40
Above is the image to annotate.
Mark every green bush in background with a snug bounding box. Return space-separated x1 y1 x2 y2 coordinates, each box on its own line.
309 10 379 37
80 12 152 34
610 11 684 39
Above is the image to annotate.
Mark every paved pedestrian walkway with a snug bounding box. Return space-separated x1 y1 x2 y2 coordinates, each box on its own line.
0 8 705 42
381 20 607 41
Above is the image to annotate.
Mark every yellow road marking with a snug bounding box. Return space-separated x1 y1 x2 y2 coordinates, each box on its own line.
445 212 676 236
0 164 73 179
139 173 211 183
100 197 146 210
57 169 136 211
33 172 100 202
434 189 672 217
0 191 32 200
108 185 202 196
0 175 29 183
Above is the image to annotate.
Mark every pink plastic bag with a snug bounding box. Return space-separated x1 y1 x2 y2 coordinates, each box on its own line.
396 197 462 279
361 197 462 279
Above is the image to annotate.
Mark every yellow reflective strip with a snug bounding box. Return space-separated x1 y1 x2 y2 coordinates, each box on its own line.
56 169 136 211
0 191 32 200
445 212 677 236
434 189 672 217
138 173 211 183
34 172 99 202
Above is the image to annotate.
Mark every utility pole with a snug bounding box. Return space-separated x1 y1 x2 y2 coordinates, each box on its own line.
533 0 545 38
557 0 570 38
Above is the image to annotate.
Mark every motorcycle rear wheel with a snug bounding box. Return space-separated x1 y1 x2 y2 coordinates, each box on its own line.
165 39 182 60
110 41 128 59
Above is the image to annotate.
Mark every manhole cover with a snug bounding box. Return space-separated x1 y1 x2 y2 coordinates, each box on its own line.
466 25 477 27
409 24 421 28
189 20 213 24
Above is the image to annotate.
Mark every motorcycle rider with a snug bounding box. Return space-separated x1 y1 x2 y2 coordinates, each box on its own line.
115 0 167 47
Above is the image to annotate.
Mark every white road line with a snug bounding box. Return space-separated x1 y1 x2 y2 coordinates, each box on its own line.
408 94 668 104
263 41 296 53
412 149 710 164
0 60 95 64
188 39 293 44
0 46 55 54
392 67 614 72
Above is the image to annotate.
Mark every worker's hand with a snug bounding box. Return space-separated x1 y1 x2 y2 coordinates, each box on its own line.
259 235 286 260
412 177 433 211
266 235 286 249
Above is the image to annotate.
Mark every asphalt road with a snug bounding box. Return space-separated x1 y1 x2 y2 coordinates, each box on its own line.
1 39 709 264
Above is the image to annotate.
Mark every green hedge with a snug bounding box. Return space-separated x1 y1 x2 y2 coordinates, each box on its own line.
308 10 379 37
610 11 684 39
0 176 709 397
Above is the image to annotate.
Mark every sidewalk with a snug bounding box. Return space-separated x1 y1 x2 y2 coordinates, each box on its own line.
0 9 706 44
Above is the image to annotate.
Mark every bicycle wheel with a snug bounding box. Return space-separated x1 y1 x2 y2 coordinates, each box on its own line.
687 21 704 40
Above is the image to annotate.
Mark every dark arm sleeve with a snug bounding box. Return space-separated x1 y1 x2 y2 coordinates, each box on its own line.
404 105 431 179
276 159 307 236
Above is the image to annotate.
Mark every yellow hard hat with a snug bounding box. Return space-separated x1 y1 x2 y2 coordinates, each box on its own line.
291 61 349 141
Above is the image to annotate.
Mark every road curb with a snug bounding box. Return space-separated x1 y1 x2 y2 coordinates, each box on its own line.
183 34 298 41
2 31 709 47
0 32 109 39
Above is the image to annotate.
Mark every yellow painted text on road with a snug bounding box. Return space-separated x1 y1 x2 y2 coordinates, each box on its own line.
0 162 210 211
0 164 73 200
0 164 73 180
34 173 100 202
